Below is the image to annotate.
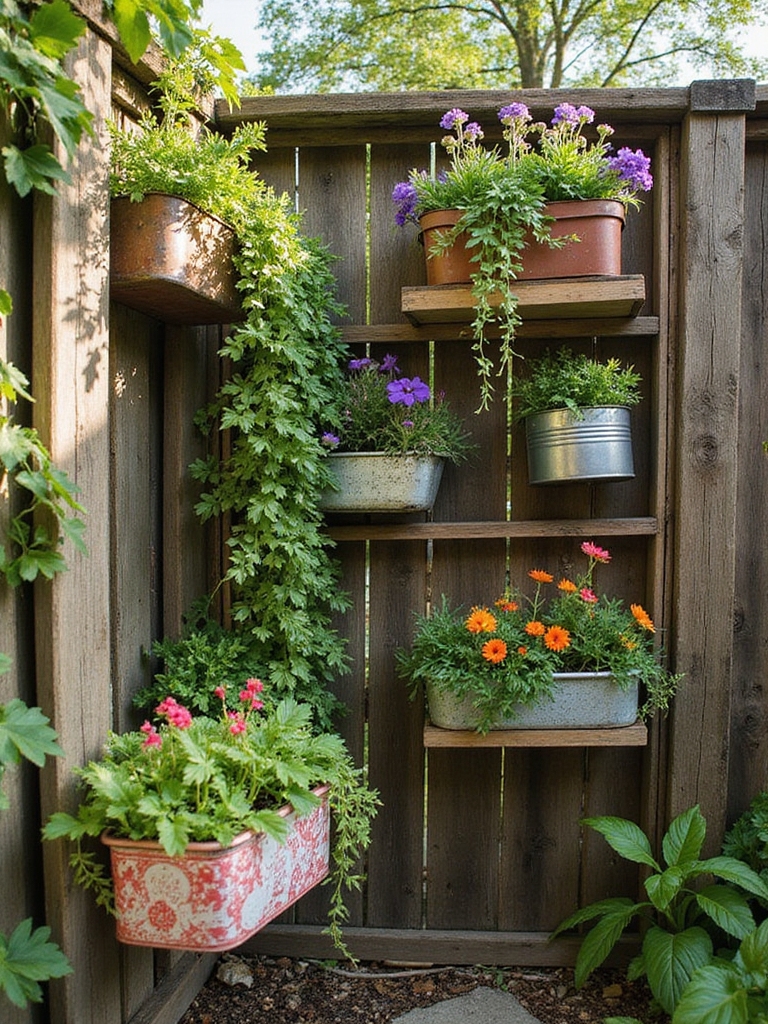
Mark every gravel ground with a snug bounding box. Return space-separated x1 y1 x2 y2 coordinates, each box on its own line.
179 955 670 1024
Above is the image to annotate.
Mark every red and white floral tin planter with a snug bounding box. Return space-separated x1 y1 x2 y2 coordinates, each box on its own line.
101 785 330 951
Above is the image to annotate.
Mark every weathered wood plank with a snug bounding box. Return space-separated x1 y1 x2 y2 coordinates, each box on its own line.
402 276 646 324
33 29 123 1024
668 106 747 849
424 722 648 746
341 316 660 342
327 517 659 541
125 952 218 1024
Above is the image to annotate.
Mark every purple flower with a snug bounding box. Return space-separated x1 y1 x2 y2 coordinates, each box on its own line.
387 376 430 406
402 420 414 429
440 108 469 130
321 432 340 447
607 147 653 192
498 103 530 123
464 122 484 141
348 357 373 371
552 103 594 126
392 180 419 226
380 353 400 373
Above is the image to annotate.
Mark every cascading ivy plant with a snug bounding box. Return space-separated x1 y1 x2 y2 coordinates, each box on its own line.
110 49 352 727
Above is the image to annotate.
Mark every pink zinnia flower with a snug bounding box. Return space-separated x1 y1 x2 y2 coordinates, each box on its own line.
581 541 611 562
580 588 598 604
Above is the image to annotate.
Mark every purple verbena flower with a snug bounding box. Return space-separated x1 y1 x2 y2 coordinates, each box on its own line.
392 180 419 226
440 108 469 130
607 147 653 192
387 376 430 406
552 103 594 126
321 432 340 447
348 357 373 371
402 420 414 429
464 122 484 141
379 353 400 374
498 102 530 123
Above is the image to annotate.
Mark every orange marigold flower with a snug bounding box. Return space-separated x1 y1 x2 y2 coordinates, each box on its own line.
466 607 497 633
631 604 655 632
482 638 508 663
495 598 519 612
529 569 554 583
544 625 571 652
517 646 528 656
557 578 577 593
525 620 546 636
620 634 638 650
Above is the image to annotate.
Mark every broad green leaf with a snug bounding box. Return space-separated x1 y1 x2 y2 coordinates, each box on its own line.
696 885 755 940
663 804 706 867
645 864 686 911
739 918 768 977
41 811 86 841
699 856 768 902
29 0 86 59
672 963 748 1024
643 925 712 1014
2 143 70 197
111 0 152 64
573 903 641 988
0 290 12 316
582 815 660 870
0 918 72 1008
157 815 189 856
0 699 64 768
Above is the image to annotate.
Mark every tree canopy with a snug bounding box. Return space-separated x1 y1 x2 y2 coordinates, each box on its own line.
251 0 768 92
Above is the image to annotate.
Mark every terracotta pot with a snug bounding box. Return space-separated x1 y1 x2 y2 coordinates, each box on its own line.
110 193 243 325
419 200 626 285
426 673 639 730
318 452 445 513
102 786 330 951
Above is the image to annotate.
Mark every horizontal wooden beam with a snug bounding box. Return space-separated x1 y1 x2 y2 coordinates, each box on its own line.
126 953 218 1024
424 721 648 748
326 517 658 542
240 925 640 966
341 316 659 343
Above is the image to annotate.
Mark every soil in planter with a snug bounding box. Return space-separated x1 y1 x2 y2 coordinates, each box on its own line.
180 955 669 1024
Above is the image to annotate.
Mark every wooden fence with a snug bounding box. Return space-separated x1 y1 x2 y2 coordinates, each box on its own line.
1 10 767 1022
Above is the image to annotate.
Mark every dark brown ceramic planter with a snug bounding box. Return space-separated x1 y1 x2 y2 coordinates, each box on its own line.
110 193 243 325
419 199 626 285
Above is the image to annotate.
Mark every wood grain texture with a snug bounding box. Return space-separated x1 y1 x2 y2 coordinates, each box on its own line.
668 108 746 848
424 722 648 747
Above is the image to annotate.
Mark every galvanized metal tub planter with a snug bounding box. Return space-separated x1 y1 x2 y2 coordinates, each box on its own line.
426 672 639 731
110 193 243 325
101 786 330 951
524 406 635 485
318 452 445 513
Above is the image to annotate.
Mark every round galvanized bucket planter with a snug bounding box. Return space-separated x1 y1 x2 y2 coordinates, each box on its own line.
426 672 639 731
318 452 445 513
524 406 635 485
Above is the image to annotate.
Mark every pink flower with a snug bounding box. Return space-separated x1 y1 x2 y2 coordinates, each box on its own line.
580 541 611 563
228 711 246 735
580 588 598 604
140 721 162 749
155 696 193 729
214 685 226 700
240 678 264 703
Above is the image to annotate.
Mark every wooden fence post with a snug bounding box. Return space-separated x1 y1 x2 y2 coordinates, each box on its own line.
32 30 123 1024
668 79 755 849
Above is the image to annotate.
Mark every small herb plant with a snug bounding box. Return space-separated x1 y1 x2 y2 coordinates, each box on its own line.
509 348 643 420
43 689 378 954
552 805 768 1016
723 790 768 896
397 540 681 733
321 353 472 462
392 103 652 410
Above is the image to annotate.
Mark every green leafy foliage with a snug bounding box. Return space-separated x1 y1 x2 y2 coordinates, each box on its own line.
723 790 768 900
0 918 72 1008
0 698 64 809
552 806 768 1016
322 354 472 461
509 348 643 419
397 540 681 733
43 696 378 953
0 356 87 587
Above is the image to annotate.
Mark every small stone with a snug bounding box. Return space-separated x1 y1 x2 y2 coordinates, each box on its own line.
602 982 624 999
556 984 568 998
216 958 254 988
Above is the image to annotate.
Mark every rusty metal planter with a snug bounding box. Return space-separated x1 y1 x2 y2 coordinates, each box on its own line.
101 786 330 951
110 193 243 324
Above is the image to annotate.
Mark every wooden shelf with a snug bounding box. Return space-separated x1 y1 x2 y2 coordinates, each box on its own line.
401 275 646 325
326 516 658 542
424 720 648 748
341 316 659 344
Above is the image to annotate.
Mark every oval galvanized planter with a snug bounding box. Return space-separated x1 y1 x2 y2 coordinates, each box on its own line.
101 786 330 951
318 452 445 513
524 406 635 485
426 673 639 731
